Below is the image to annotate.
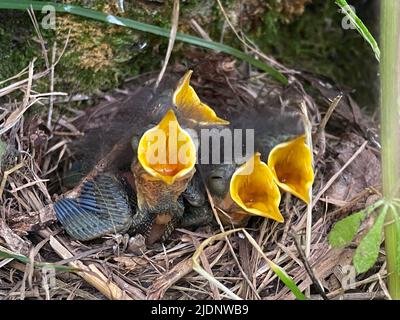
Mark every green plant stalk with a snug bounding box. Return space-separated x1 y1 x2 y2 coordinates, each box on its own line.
0 0 287 84
381 0 400 300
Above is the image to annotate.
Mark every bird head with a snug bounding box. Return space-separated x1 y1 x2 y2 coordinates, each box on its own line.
268 135 314 204
206 153 282 225
132 109 197 215
172 70 230 126
205 135 314 226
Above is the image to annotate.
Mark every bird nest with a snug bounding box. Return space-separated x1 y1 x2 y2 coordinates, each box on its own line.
0 50 383 300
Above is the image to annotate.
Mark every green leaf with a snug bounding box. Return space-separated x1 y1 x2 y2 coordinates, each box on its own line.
329 211 366 248
353 206 388 274
242 229 306 300
192 229 306 300
0 0 287 85
269 261 306 300
0 249 27 261
335 0 380 61
328 200 383 248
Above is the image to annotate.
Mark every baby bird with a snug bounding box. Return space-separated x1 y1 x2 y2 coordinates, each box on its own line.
54 71 226 243
201 112 314 226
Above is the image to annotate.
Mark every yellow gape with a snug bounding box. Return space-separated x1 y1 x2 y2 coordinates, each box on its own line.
138 109 196 185
268 135 314 204
230 152 283 222
173 70 229 125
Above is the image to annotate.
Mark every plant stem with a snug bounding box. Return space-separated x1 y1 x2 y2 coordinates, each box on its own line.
381 0 400 300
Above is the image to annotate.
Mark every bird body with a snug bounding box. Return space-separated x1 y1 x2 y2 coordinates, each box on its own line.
54 173 136 241
55 102 212 243
54 70 314 242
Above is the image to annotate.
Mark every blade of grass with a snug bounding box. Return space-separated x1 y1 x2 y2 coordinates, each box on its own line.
0 245 77 272
192 228 306 300
192 229 242 300
47 235 136 300
335 0 380 61
242 229 306 300
0 0 287 84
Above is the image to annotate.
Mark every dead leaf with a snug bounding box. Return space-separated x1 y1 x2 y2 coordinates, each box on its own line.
113 256 148 271
0 219 31 255
326 133 381 204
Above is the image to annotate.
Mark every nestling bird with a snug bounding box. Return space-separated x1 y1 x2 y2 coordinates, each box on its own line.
55 109 211 243
130 109 197 243
54 71 226 243
201 112 314 226
54 173 136 241
54 70 314 242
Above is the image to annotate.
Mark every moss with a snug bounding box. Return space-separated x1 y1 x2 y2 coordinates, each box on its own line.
51 1 163 93
0 11 42 81
55 16 139 92
0 0 378 107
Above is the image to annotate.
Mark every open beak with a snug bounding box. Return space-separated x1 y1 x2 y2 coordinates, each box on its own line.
268 135 314 204
229 153 283 222
172 70 229 125
137 109 197 185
